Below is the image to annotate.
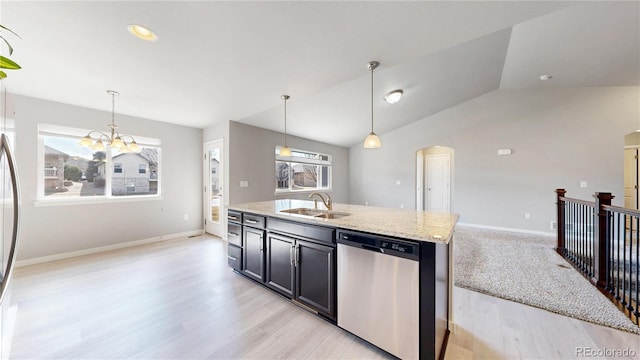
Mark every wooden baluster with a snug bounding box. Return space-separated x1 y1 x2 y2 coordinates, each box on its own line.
556 189 566 256
635 215 640 324
593 192 613 290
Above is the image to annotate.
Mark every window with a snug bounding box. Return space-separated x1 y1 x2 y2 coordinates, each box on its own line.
275 147 331 193
38 124 161 202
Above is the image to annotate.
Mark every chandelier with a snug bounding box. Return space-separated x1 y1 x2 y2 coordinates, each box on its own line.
79 90 140 152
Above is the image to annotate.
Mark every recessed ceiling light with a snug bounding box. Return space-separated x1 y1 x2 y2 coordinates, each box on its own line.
127 24 158 41
539 74 552 81
384 89 403 104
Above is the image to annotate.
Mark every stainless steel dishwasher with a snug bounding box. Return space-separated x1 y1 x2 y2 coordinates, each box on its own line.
337 230 420 360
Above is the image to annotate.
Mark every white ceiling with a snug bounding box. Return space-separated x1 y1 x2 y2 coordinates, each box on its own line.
2 1 638 147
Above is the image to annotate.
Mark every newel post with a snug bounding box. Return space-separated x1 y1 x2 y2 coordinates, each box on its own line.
593 192 614 289
556 189 567 256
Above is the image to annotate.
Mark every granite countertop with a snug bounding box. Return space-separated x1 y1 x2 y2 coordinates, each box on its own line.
228 199 459 244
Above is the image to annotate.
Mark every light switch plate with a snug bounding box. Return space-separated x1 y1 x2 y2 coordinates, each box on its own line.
240 180 249 188
580 181 587 188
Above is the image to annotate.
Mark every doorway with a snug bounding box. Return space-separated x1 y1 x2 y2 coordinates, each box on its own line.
204 139 224 237
416 146 454 211
624 131 640 210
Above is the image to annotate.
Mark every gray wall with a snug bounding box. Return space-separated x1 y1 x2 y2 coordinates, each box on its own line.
350 86 640 233
228 121 349 205
12 95 203 260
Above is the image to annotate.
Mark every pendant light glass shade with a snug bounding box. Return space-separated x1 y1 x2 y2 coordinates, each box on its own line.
364 132 381 148
279 146 291 157
280 94 291 157
364 61 381 149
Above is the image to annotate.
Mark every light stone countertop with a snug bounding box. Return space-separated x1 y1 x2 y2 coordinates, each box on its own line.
228 199 459 244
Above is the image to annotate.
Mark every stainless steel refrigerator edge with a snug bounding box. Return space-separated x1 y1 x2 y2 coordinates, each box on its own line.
0 133 21 359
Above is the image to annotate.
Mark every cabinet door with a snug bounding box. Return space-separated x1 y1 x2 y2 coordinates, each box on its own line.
265 233 295 298
295 240 335 319
243 227 265 282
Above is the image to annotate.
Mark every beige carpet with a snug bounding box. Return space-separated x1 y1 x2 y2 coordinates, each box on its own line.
453 226 640 335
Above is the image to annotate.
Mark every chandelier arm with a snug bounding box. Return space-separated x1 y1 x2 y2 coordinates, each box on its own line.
85 130 110 140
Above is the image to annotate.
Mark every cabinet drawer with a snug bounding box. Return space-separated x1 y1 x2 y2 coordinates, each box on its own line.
227 244 242 271
227 223 242 247
244 213 266 229
228 210 242 223
268 217 335 245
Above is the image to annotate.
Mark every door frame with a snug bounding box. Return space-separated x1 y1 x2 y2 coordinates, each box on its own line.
203 139 224 237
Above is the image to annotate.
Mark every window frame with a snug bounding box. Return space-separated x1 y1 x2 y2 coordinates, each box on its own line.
275 146 332 195
36 123 162 206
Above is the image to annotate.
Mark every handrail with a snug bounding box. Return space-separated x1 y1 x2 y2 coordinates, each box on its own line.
602 204 640 217
556 188 638 326
560 196 595 207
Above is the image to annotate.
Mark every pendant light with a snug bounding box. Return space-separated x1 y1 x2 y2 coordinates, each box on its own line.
364 61 381 149
279 95 292 157
79 90 140 152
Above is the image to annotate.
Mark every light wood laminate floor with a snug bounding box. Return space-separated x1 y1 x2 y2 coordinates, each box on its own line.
8 235 639 359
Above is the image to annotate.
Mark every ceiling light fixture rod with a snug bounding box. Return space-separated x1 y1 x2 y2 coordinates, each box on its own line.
364 61 381 149
280 95 292 157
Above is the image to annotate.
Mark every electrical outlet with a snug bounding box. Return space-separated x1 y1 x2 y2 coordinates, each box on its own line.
240 180 249 188
184 214 189 220
365 201 369 206
524 213 531 219
400 203 404 209
580 181 587 188
550 221 557 230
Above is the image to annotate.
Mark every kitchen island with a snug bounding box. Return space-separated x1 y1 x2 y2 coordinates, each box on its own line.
227 199 459 360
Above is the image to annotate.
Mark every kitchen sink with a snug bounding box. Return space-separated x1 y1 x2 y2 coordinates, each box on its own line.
314 212 351 219
280 208 325 216
280 208 351 219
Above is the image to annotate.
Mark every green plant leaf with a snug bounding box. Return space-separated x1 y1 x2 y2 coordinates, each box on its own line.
0 35 14 55
0 71 6 79
0 56 20 69
0 25 21 39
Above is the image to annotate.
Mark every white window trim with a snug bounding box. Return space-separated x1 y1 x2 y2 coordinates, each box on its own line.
274 146 332 195
36 123 162 205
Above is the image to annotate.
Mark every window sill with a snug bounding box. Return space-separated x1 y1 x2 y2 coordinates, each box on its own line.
34 195 163 207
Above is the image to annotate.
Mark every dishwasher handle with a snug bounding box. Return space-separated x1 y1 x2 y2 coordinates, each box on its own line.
361 244 383 253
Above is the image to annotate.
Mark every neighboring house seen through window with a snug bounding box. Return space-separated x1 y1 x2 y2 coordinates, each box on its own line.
275 146 331 193
38 124 161 201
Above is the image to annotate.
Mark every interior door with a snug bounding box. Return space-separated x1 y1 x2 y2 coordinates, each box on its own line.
426 154 450 212
624 148 638 210
204 139 224 237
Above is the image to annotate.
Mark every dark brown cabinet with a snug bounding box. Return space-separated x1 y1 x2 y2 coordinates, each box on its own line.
243 227 265 282
265 233 295 297
227 210 243 271
295 239 335 318
265 218 336 320
242 214 266 282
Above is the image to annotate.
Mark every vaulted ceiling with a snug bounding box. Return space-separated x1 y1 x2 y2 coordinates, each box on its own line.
2 1 638 147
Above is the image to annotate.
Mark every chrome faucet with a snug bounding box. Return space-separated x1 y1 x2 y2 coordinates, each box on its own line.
309 192 332 211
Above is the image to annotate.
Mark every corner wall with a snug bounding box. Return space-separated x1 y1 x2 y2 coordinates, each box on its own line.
228 121 349 205
349 86 640 233
12 95 203 260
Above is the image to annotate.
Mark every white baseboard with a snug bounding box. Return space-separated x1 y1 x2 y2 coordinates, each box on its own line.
456 223 555 237
15 229 204 267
